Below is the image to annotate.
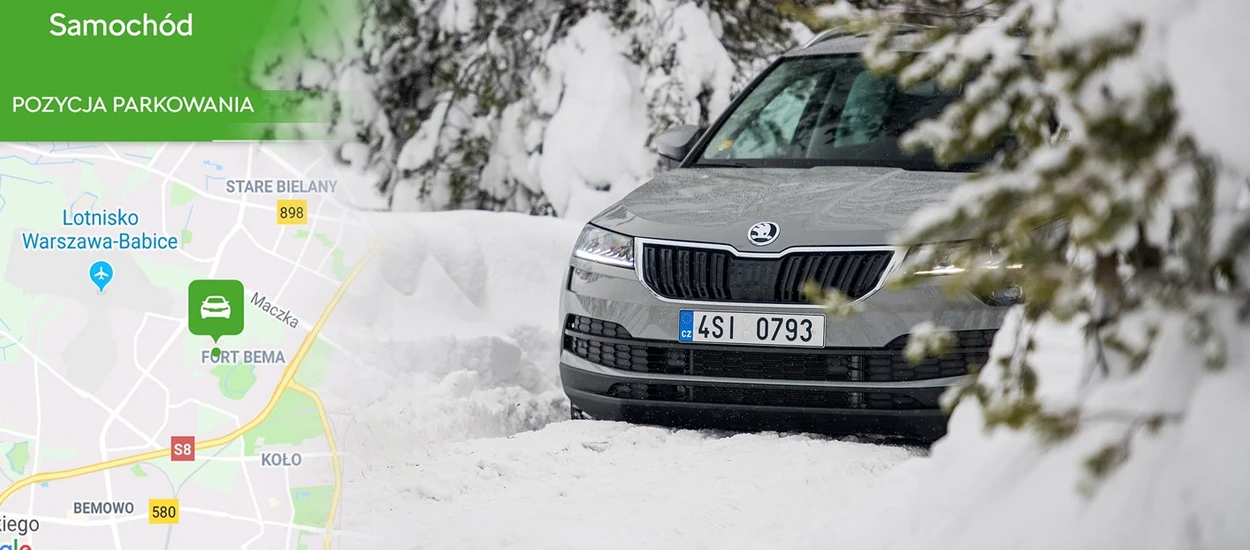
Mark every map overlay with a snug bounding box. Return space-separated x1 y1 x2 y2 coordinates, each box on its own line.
0 142 378 549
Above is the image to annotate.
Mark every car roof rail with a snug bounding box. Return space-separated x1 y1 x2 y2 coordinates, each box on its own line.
801 28 850 49
801 25 925 50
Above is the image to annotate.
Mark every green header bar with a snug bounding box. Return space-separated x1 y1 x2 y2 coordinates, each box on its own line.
0 0 334 141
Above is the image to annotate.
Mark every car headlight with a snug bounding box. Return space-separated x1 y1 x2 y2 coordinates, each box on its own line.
908 242 1023 277
905 242 1024 306
573 225 635 268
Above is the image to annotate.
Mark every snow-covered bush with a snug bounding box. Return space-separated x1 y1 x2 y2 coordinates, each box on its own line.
322 0 816 217
821 0 1250 547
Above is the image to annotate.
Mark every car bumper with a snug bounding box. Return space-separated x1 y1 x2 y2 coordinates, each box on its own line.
562 359 952 440
558 256 1009 439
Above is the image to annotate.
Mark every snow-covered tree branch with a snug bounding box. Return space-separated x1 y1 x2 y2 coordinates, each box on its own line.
316 0 818 217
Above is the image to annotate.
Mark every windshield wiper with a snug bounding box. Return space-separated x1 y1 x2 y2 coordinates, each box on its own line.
695 160 751 168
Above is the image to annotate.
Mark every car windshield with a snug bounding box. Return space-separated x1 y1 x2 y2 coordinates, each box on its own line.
694 55 998 172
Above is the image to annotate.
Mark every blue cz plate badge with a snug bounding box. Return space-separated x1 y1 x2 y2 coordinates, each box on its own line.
679 310 696 342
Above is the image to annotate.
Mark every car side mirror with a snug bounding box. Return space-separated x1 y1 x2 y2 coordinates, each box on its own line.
654 125 703 169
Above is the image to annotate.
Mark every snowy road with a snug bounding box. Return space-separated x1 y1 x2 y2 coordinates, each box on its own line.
350 421 918 549
316 212 921 549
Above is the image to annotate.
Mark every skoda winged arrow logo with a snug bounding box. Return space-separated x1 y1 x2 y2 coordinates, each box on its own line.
747 221 780 246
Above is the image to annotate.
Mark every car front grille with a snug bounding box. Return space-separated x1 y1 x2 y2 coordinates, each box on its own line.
639 243 893 304
563 315 994 384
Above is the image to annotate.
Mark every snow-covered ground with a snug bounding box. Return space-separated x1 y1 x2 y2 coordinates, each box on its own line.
319 211 921 549
362 423 916 549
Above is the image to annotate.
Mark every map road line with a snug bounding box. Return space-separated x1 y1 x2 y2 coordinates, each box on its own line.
0 242 381 509
288 382 342 550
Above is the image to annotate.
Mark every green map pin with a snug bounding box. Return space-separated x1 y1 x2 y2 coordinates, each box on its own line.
188 279 245 357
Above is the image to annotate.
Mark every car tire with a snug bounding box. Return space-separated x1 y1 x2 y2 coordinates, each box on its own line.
570 404 592 420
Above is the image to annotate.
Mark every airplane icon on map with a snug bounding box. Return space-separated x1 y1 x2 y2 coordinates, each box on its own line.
89 261 114 292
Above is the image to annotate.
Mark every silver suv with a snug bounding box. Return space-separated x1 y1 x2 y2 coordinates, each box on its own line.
558 31 1012 440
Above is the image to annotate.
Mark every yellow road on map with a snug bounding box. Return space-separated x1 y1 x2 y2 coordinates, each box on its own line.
290 382 342 550
0 242 380 548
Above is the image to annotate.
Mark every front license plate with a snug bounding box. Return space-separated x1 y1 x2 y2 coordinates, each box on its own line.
678 310 824 348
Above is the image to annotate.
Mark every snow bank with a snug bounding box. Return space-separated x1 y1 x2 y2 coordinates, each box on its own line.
776 299 1239 550
825 308 1250 550
820 310 1091 549
324 212 582 533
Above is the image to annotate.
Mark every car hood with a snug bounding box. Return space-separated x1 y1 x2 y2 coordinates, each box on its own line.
590 166 967 251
